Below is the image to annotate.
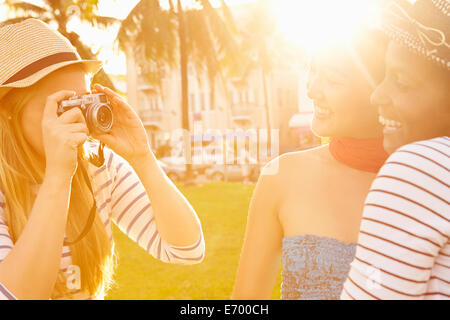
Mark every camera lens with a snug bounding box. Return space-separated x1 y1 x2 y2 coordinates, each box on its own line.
97 105 112 127
87 103 113 133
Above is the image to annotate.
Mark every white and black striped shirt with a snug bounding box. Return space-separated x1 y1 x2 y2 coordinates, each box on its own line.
341 136 449 300
0 146 205 300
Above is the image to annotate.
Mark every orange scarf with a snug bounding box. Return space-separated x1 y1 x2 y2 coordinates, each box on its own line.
329 137 389 173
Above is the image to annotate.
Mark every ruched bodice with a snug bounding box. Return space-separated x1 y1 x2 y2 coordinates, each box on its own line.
281 234 356 300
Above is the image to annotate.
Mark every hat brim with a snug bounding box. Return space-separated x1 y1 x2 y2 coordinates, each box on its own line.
0 59 103 101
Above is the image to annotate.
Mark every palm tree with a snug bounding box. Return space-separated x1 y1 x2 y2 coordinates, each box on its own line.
3 0 119 89
239 0 304 159
185 0 240 110
238 0 281 157
118 0 240 181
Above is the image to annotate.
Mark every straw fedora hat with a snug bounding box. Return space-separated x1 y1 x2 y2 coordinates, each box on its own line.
0 18 103 101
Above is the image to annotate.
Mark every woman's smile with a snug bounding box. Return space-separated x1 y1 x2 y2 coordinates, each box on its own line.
313 103 334 120
378 115 403 135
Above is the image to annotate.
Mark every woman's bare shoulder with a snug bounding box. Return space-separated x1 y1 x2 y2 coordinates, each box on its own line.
252 145 330 222
262 145 329 178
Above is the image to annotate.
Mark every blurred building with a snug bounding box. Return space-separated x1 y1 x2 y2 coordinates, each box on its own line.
125 55 318 153
124 5 319 156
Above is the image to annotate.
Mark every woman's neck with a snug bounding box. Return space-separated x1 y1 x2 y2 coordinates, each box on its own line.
329 136 389 173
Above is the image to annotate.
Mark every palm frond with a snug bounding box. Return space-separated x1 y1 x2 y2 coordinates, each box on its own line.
198 0 243 75
119 0 178 76
236 0 285 80
218 0 237 33
74 0 99 20
185 10 217 74
117 0 150 47
167 0 176 14
88 15 120 28
118 0 244 89
4 0 48 16
45 0 62 9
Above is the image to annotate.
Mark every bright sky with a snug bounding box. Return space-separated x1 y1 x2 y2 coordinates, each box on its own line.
0 0 381 75
274 0 380 51
0 0 256 75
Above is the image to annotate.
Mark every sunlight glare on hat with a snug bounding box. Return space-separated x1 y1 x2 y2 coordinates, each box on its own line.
274 0 380 52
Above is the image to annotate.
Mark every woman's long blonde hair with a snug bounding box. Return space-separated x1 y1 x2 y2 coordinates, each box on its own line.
0 75 116 299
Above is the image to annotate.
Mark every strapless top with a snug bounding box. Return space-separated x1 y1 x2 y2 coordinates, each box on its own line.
281 234 356 300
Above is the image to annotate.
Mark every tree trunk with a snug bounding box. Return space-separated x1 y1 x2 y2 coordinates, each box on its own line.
209 74 216 110
177 0 194 184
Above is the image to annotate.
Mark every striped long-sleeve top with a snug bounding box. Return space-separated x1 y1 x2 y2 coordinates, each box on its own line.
341 136 449 300
0 146 205 300
0 282 15 300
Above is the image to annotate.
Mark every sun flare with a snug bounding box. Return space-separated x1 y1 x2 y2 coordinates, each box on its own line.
274 0 381 51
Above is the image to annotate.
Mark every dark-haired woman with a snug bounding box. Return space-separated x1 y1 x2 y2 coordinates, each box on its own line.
232 29 389 300
341 0 449 300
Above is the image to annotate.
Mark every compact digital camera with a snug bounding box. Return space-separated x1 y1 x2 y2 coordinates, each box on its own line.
57 93 113 134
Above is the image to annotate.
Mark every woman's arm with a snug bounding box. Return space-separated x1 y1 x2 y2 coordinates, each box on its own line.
232 159 284 299
0 174 72 300
106 149 204 264
128 152 201 246
92 84 202 248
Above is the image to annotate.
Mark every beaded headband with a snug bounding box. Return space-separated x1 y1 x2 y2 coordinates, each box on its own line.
381 0 450 71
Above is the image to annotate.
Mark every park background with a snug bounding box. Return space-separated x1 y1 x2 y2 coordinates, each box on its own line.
106 182 282 300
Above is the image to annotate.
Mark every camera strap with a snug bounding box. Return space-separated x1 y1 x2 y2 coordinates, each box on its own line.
63 143 105 246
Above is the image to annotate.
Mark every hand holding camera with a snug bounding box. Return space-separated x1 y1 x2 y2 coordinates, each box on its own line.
56 92 113 134
51 84 151 170
42 90 90 180
90 84 151 163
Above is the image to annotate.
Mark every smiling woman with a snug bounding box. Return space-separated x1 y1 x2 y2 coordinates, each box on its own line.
233 24 389 300
307 30 387 140
341 0 450 300
369 0 450 154
373 41 450 154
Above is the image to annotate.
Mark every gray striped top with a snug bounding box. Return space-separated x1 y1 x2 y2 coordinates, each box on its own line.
282 234 356 300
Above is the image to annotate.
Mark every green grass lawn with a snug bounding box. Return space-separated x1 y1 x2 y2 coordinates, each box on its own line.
105 182 282 300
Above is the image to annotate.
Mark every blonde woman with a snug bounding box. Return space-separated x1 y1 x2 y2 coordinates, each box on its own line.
0 19 204 300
